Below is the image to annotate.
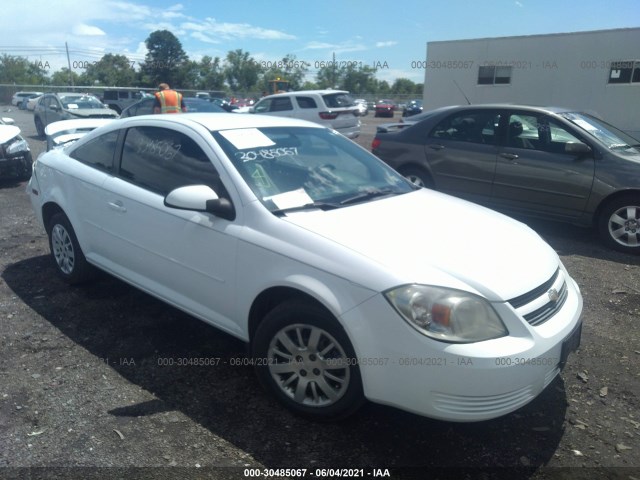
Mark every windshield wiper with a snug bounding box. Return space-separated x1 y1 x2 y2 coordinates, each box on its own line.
339 188 399 206
271 201 341 216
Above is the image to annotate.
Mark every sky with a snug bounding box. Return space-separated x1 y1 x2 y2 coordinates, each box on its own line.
0 0 639 86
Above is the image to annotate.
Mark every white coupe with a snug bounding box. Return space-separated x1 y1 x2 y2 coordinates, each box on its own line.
28 113 583 421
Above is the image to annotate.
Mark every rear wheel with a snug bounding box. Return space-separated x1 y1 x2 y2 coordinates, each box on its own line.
598 195 640 254
252 300 364 420
46 213 95 284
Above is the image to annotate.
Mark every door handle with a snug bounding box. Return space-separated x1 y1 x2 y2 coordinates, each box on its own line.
428 144 445 150
107 200 127 213
500 153 519 161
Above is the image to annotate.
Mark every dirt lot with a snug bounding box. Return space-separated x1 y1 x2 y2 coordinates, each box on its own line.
0 106 639 480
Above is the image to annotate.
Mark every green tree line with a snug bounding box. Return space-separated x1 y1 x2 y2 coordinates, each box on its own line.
0 30 422 95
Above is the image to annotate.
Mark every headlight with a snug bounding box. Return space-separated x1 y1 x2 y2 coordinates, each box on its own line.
385 285 508 343
6 137 29 155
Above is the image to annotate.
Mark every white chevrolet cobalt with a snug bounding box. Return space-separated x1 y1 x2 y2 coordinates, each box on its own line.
28 113 583 422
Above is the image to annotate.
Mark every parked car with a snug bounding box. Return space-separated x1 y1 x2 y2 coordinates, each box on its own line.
372 104 640 253
354 98 368 116
241 90 361 139
29 112 582 422
0 120 32 180
34 93 118 137
119 96 226 117
403 99 423 117
374 99 396 118
376 108 443 134
18 94 41 110
26 95 43 111
211 98 239 112
11 91 43 107
44 118 115 151
102 89 152 114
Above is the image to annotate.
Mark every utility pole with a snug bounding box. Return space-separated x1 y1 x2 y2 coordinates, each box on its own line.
65 42 74 89
332 52 336 88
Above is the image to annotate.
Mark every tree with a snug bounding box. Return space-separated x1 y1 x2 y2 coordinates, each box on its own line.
260 54 309 92
80 54 136 87
391 78 418 95
342 64 378 94
315 63 342 89
194 56 225 91
224 49 261 92
0 54 48 85
140 30 188 87
49 68 82 86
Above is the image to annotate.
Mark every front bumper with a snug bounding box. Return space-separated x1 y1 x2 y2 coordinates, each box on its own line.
0 151 32 179
340 275 583 422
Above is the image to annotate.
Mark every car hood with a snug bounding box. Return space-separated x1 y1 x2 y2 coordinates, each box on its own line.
66 108 118 118
0 125 20 144
281 189 559 301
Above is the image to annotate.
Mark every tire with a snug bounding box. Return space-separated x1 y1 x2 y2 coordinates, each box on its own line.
34 117 45 138
597 194 640 254
399 166 434 189
251 300 364 421
46 213 95 284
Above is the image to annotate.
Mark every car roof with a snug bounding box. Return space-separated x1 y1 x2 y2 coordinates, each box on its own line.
262 89 350 99
111 112 326 132
430 104 577 114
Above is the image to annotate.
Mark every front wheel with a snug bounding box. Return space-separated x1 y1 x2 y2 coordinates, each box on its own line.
46 213 96 284
597 195 640 254
251 300 364 421
400 166 434 189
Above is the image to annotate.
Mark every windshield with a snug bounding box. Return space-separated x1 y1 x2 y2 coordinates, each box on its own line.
560 112 640 154
60 95 105 110
212 127 413 213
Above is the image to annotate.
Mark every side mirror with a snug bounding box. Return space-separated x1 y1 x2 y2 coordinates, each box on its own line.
49 104 60 112
164 185 235 221
565 142 592 155
1 117 15 125
248 106 256 114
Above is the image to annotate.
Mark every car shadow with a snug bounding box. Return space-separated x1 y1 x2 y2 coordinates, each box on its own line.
510 216 639 264
3 255 569 475
0 178 27 189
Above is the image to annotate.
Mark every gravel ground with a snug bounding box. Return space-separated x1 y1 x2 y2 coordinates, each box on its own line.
0 107 639 480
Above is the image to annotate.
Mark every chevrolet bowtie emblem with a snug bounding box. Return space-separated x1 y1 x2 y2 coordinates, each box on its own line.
548 288 560 303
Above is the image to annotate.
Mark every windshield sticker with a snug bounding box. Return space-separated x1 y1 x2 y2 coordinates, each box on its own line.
249 163 273 189
265 188 313 210
67 104 79 109
235 147 298 162
220 128 275 150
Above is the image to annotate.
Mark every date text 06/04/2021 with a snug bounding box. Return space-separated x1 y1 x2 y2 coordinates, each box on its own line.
243 467 391 477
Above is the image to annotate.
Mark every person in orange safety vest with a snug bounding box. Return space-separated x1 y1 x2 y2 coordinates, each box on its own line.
153 83 186 114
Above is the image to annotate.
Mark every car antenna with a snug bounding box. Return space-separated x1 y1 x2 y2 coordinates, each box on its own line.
453 79 471 105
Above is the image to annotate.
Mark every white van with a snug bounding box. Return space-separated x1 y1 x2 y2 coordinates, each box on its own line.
245 90 361 139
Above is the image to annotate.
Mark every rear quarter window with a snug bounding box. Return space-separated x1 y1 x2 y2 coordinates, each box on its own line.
69 130 119 172
322 93 355 108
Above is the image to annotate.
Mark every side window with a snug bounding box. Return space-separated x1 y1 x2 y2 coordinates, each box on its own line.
254 99 271 113
120 127 224 196
430 111 501 145
296 96 317 109
70 130 119 172
270 97 293 112
507 114 582 153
